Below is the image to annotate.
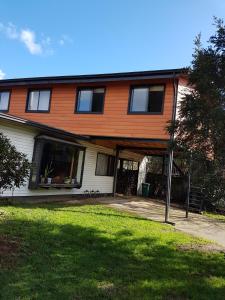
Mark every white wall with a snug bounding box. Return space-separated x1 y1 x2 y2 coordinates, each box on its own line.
0 120 144 198
137 156 148 195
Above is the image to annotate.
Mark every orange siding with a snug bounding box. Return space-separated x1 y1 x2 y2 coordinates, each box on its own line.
8 79 174 139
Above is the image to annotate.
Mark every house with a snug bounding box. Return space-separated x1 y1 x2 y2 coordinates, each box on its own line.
0 69 187 201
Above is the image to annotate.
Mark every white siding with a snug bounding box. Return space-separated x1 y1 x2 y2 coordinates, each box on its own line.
0 120 144 198
137 156 148 195
176 80 190 121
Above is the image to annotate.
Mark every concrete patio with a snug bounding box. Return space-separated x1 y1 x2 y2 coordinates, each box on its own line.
94 196 225 247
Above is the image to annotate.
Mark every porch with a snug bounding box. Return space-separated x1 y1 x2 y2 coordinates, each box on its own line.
92 136 181 222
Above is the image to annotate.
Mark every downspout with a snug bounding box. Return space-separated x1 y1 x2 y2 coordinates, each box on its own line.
165 73 179 223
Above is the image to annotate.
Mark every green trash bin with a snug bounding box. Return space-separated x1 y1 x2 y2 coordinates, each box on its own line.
142 183 150 197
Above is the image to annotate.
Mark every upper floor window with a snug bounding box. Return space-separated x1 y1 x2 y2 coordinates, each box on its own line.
129 85 165 114
76 88 105 113
26 90 51 112
0 91 10 112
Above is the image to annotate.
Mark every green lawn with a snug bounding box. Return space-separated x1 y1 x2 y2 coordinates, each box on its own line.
204 211 225 222
0 202 225 300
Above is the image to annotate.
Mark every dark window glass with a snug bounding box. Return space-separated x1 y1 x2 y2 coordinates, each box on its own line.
39 141 84 185
96 153 115 176
121 160 139 171
0 91 10 111
130 85 164 113
27 90 50 112
77 88 104 113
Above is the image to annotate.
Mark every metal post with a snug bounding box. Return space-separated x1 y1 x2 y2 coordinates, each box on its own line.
185 154 192 218
162 155 165 175
113 146 120 197
165 149 173 223
164 73 178 225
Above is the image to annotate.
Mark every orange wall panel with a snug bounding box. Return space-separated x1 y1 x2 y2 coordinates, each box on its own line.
8 79 174 139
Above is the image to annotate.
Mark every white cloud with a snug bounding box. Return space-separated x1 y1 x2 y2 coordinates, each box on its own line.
59 34 73 46
0 69 6 79
0 22 45 55
0 22 18 39
0 22 73 56
20 29 42 55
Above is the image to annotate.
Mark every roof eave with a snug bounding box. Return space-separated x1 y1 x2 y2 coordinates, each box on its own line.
0 68 188 87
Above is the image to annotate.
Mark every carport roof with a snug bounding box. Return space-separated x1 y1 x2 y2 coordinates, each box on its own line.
90 136 169 156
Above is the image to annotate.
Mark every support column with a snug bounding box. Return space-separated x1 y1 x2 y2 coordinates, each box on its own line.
185 155 192 218
185 171 191 218
113 146 120 197
165 149 173 223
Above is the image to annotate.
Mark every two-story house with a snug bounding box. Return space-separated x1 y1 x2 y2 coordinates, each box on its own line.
0 68 187 200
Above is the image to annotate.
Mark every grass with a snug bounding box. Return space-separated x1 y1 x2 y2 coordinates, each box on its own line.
0 202 225 300
204 211 225 222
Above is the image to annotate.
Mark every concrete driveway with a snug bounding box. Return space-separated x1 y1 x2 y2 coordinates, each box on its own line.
98 196 225 247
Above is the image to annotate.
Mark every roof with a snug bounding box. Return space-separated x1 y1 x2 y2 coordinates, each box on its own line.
0 68 187 86
0 113 89 141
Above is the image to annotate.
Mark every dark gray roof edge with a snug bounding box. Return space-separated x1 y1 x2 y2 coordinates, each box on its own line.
90 135 169 143
0 68 188 86
0 113 89 141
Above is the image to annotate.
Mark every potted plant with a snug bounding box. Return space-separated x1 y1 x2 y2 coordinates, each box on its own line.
43 161 53 184
71 177 77 184
64 177 71 184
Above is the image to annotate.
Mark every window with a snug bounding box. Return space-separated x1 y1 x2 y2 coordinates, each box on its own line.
129 85 165 113
0 91 10 111
76 88 105 113
26 90 51 112
121 160 139 171
29 136 85 189
95 153 115 176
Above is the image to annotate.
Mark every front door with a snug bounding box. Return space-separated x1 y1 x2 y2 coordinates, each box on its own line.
116 159 139 196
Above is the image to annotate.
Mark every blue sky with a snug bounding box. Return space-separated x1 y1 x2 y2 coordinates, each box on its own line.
0 0 225 79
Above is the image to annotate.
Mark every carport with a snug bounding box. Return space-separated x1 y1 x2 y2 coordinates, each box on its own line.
91 136 179 223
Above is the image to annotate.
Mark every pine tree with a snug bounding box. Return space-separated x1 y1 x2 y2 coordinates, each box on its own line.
168 18 225 209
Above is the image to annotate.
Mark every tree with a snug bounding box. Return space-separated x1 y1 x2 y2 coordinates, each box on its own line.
0 132 30 195
168 18 225 209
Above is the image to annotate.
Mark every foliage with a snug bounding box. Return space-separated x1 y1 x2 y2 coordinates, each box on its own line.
43 161 53 179
168 18 225 207
0 132 30 194
0 202 225 299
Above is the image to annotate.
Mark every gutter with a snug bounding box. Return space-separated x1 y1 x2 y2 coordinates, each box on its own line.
0 68 187 87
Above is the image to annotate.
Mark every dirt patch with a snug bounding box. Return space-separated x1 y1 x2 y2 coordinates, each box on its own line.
0 235 20 269
177 243 225 254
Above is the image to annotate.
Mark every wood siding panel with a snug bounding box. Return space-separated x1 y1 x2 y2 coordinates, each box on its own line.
1 120 144 197
7 79 174 139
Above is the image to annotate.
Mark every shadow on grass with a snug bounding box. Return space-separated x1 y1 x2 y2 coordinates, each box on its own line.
0 213 225 300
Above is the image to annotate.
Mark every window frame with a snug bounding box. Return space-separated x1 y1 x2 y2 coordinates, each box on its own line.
29 135 86 189
75 87 106 114
95 152 115 177
0 90 11 112
127 84 166 115
26 88 52 113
